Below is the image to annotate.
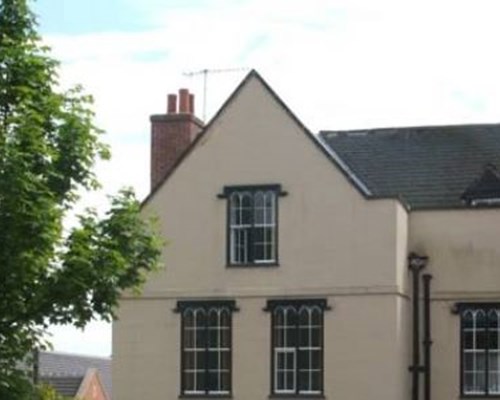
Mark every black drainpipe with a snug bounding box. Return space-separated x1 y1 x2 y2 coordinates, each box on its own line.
423 273 433 400
408 252 428 400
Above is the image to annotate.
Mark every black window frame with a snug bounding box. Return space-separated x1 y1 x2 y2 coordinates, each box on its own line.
176 300 238 398
457 302 500 397
265 299 329 397
218 184 287 267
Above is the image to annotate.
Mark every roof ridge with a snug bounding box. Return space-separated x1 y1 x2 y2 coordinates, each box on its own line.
40 350 111 360
141 69 376 206
320 122 500 137
41 372 86 377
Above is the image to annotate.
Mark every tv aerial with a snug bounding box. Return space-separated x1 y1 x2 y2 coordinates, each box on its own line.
183 67 249 121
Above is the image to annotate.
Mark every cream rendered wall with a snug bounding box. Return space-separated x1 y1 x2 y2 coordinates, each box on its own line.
113 75 410 400
410 209 500 400
114 296 410 400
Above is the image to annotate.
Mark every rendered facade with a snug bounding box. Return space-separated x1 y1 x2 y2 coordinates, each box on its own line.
113 71 500 400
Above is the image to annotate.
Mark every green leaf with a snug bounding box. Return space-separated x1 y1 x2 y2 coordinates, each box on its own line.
0 0 163 394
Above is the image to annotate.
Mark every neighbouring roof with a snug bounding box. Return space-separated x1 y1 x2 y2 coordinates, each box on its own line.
39 351 112 399
320 124 500 209
39 375 83 397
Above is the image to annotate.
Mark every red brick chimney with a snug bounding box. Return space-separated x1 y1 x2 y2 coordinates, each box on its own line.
150 88 204 191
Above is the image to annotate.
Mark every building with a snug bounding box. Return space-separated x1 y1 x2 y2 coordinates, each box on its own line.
38 351 111 400
113 70 500 399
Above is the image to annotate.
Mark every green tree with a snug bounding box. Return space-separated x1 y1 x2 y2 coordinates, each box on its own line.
0 0 162 397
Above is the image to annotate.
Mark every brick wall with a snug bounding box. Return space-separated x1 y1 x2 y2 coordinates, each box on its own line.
150 89 204 191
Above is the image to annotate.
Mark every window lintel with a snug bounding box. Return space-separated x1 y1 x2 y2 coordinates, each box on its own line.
217 184 287 199
174 299 238 313
264 298 330 312
268 395 325 399
452 302 500 315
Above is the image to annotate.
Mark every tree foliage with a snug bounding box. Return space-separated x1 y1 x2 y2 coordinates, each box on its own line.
0 0 162 397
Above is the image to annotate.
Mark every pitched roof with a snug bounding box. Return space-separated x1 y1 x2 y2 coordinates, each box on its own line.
320 124 500 209
39 351 112 398
142 69 370 206
142 70 500 211
39 375 83 397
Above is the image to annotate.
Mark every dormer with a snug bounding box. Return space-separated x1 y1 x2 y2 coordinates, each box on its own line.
461 163 500 206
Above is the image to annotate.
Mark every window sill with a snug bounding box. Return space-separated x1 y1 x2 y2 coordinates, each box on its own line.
226 262 280 268
179 395 232 399
269 395 325 399
460 395 500 399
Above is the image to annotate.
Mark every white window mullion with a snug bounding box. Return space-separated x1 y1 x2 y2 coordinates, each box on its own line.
228 188 277 265
272 303 324 396
473 311 477 394
309 308 313 392
217 311 222 393
497 311 500 394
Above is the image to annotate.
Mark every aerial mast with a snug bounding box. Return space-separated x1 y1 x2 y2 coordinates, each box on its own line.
183 67 248 121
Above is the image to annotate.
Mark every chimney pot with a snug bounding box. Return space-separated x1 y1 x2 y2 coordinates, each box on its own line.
179 89 190 113
189 94 195 114
150 87 203 191
167 94 177 114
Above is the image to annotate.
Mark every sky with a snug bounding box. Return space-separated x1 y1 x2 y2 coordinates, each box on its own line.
32 0 500 356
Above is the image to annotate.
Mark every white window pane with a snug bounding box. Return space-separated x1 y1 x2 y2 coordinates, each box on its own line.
183 306 232 395
230 227 250 264
490 370 500 394
476 352 486 370
298 371 309 392
464 352 474 371
207 351 218 370
229 193 239 224
184 352 195 369
273 305 323 395
464 330 474 349
220 309 230 327
489 352 500 372
463 310 474 329
184 371 195 391
476 310 487 329
265 191 276 224
184 309 194 328
196 371 205 391
277 370 285 391
311 370 322 392
286 371 295 390
475 372 486 393
254 191 265 224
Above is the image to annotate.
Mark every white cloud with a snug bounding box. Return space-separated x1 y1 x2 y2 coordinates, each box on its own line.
42 0 500 356
48 320 111 357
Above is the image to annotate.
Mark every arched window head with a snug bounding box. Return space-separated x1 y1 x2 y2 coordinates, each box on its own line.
177 300 236 396
266 299 328 396
459 304 500 396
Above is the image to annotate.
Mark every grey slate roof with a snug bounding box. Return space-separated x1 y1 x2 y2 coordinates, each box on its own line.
39 351 111 398
39 376 83 397
320 124 500 209
462 163 500 204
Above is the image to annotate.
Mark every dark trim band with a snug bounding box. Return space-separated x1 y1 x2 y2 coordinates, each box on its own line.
452 302 500 315
217 184 288 199
175 300 238 313
264 298 330 312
